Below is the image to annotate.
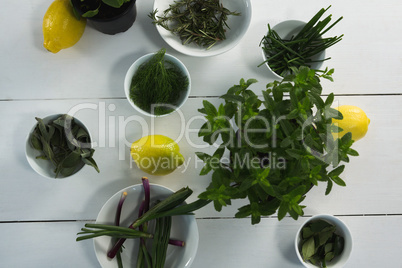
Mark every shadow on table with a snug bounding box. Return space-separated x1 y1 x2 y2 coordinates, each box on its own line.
273 216 306 266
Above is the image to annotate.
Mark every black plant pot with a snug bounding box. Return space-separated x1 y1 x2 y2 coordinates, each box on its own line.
71 0 137 35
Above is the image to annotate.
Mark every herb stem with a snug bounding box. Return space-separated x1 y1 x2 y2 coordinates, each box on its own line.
260 6 343 77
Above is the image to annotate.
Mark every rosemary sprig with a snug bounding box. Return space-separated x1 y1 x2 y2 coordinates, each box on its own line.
149 0 241 49
259 6 343 77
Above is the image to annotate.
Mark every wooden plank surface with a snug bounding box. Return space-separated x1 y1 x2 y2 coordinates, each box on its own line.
1 0 402 100
1 0 402 267
1 216 401 267
0 95 400 221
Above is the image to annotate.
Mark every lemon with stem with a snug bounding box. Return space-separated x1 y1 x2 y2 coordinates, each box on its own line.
332 105 370 141
43 0 86 53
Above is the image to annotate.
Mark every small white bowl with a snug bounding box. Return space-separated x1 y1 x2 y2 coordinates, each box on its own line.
295 214 353 268
261 20 326 79
153 0 252 57
25 114 91 179
124 52 191 117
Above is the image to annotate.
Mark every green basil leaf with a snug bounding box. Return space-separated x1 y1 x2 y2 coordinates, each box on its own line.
310 219 333 232
301 237 315 261
319 230 335 246
302 226 314 239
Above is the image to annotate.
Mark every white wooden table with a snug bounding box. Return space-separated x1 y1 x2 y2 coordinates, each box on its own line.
1 0 402 267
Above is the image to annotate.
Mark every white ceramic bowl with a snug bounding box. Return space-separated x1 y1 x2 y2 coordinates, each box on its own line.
94 184 199 268
124 52 191 117
152 0 252 57
261 20 326 79
295 214 353 268
25 114 92 179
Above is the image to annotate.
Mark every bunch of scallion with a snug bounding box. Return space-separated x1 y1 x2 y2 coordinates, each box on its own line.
76 177 211 268
259 6 343 77
129 48 188 116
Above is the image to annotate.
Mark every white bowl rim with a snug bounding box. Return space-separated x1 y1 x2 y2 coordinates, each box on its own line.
294 214 353 268
124 52 191 117
261 19 326 80
25 113 92 179
152 0 253 57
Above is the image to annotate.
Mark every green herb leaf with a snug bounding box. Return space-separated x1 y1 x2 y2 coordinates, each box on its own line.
82 157 100 173
203 100 218 117
195 66 357 225
129 48 188 116
102 0 125 9
31 115 99 177
302 237 316 261
150 0 240 49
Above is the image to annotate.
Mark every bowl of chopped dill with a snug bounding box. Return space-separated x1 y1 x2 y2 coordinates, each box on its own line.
150 0 252 57
124 48 191 117
259 7 343 79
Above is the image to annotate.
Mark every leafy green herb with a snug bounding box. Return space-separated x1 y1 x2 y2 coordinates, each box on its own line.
30 114 99 178
149 0 240 49
259 6 343 77
129 48 189 116
195 66 358 224
70 0 132 19
300 219 345 267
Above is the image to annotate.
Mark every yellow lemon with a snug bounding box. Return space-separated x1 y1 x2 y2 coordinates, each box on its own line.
43 0 86 53
130 135 185 176
332 105 370 141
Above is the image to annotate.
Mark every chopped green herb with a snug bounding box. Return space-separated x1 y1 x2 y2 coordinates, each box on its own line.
30 114 99 178
259 6 343 77
149 0 240 49
129 48 188 116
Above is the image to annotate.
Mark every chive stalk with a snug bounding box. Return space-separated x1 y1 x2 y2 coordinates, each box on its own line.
259 6 343 77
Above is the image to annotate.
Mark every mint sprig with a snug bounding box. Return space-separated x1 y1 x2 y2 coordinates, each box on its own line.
196 66 358 224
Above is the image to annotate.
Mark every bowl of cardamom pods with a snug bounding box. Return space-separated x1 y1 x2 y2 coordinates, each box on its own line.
25 114 99 179
124 48 191 117
295 214 353 268
150 0 252 57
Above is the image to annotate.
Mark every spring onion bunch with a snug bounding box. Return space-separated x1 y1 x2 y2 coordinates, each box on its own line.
259 6 343 77
76 177 211 267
